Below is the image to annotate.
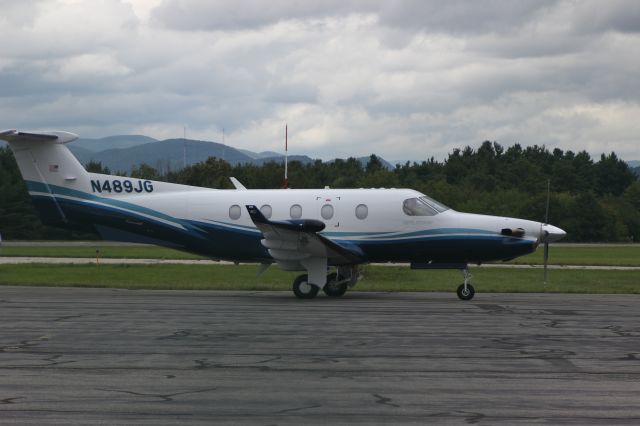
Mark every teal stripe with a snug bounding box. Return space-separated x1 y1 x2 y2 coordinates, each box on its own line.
320 231 392 237
367 228 496 239
322 228 497 239
26 180 187 229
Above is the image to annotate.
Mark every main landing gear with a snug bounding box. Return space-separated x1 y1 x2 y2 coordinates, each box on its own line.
456 268 475 301
292 268 355 299
292 274 319 299
323 272 349 297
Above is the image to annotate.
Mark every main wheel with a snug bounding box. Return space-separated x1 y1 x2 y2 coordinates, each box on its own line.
293 274 319 299
323 272 348 297
456 283 475 301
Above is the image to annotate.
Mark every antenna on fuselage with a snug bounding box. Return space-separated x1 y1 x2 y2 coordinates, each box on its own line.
283 123 289 189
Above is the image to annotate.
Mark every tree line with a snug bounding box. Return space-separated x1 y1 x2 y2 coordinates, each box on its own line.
2 141 639 242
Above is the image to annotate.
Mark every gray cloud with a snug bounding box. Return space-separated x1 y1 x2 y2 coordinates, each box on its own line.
1 0 639 162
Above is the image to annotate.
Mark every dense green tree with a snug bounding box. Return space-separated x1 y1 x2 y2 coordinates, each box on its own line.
1 141 638 242
131 163 162 180
85 160 111 174
170 157 233 189
594 152 636 196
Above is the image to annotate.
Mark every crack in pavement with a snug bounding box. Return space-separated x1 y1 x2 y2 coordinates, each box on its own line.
372 393 400 408
95 386 217 402
1 397 24 404
1 336 49 352
274 404 322 414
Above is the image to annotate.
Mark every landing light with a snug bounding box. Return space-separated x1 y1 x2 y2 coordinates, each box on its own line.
501 228 526 237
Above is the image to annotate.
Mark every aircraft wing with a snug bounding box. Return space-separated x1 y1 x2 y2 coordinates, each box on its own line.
245 205 364 265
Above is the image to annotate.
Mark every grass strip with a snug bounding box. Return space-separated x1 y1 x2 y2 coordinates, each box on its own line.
1 264 638 294
506 245 640 266
2 244 640 266
0 245 204 260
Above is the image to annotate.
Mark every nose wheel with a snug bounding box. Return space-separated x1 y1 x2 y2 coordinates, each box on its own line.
456 283 475 300
456 269 475 300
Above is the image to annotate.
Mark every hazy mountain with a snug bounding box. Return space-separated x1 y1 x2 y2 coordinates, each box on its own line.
74 135 158 152
238 148 282 159
73 139 254 173
253 155 315 166
628 160 640 167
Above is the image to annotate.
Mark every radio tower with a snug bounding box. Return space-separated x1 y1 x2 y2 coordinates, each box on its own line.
283 123 289 189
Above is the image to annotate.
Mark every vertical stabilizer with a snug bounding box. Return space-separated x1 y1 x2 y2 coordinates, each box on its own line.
1 130 88 226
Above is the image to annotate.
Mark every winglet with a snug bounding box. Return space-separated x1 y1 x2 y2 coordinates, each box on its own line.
245 205 326 233
246 205 268 224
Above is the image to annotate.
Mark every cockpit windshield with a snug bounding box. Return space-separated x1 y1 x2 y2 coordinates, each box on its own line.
402 196 449 216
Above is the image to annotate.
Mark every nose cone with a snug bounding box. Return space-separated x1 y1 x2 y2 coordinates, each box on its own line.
541 224 567 243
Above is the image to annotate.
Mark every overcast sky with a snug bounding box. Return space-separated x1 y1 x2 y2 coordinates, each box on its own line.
1 0 639 161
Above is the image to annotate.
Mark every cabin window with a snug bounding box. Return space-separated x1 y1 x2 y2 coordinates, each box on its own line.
402 196 448 216
321 204 334 220
229 204 242 220
290 204 302 219
260 204 272 219
355 204 368 220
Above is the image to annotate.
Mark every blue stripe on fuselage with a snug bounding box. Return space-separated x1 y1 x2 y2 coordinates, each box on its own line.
26 181 536 263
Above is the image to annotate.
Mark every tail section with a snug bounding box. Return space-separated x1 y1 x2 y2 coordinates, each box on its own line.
2 129 206 242
1 130 90 227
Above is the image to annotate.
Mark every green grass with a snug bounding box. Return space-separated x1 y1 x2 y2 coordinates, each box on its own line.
0 264 638 294
505 245 640 266
0 245 204 259
2 243 640 265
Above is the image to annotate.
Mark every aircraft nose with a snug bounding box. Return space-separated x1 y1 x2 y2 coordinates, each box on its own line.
541 224 567 243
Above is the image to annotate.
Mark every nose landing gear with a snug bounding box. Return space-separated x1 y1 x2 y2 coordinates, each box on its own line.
456 269 475 300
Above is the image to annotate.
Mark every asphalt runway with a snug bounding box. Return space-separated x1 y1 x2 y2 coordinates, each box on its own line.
1 287 639 425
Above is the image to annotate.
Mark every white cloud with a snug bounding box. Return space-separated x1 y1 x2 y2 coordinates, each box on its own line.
1 0 639 162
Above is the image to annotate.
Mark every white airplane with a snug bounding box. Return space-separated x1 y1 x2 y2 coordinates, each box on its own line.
1 130 566 300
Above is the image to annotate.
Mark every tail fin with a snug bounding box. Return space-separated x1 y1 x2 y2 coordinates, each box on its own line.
1 130 89 227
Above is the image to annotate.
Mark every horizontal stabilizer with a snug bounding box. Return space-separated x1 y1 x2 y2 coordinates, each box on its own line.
0 130 78 145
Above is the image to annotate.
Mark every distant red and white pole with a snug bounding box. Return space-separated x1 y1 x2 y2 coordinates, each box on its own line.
283 123 289 189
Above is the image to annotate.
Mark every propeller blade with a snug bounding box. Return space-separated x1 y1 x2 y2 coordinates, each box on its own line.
544 179 550 224
543 241 549 285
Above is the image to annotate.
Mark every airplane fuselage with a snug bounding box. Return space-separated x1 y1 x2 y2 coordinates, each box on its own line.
29 175 543 264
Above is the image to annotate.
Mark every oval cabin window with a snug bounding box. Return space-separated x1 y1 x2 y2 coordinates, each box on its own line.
355 204 368 220
321 204 334 220
290 204 302 219
229 204 242 220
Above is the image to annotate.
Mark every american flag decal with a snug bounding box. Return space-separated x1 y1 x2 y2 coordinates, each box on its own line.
49 164 59 172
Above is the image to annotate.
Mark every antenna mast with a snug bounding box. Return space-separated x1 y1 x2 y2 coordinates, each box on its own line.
283 123 289 189
183 125 187 169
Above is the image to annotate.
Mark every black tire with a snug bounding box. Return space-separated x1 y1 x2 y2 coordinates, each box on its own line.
293 274 319 299
456 283 475 301
323 272 348 297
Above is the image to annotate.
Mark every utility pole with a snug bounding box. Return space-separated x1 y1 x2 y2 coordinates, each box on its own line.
183 125 187 169
283 123 289 189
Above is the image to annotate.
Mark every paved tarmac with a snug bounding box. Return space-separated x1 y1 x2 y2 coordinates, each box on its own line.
1 287 639 425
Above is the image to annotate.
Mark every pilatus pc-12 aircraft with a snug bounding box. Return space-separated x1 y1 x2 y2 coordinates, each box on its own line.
2 130 566 300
